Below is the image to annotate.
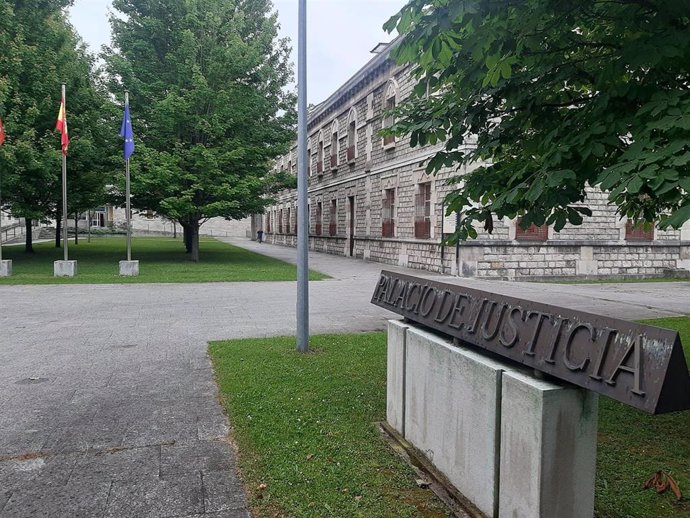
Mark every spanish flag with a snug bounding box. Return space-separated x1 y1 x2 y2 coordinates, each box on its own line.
56 97 69 155
0 116 5 145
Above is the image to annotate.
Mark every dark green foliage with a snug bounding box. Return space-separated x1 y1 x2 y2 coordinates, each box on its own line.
384 1 690 241
104 0 297 261
0 0 115 251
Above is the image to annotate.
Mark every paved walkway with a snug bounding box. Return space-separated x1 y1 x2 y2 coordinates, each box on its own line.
1 238 688 517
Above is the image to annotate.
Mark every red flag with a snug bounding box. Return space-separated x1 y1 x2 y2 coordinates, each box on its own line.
0 116 5 145
56 97 69 155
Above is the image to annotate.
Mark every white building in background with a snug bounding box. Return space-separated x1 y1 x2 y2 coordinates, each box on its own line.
260 40 690 280
109 208 251 239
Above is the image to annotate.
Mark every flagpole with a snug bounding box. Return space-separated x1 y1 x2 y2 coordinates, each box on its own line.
62 83 68 262
0 169 4 263
125 91 132 262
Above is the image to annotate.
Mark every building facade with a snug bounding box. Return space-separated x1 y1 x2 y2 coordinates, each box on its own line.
262 42 690 280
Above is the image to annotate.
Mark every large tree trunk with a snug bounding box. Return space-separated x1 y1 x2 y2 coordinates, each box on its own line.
190 222 200 262
25 218 34 254
55 213 61 248
182 223 192 253
74 214 79 245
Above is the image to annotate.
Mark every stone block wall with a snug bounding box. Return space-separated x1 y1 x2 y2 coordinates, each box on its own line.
261 40 689 280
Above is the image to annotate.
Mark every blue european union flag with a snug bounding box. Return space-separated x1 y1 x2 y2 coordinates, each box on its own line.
120 102 135 160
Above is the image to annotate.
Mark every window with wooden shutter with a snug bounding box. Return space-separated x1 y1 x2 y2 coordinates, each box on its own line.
382 189 395 237
329 200 337 236
316 203 322 236
625 221 654 241
414 183 431 239
515 217 548 241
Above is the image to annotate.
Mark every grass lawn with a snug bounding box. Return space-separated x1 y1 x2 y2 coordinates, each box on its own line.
209 334 451 518
595 316 690 518
210 319 690 518
0 237 327 284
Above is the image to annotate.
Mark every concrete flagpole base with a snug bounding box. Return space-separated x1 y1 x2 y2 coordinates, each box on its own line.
0 260 12 277
54 260 77 278
119 260 139 277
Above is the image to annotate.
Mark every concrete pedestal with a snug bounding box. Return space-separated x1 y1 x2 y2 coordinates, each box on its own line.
403 326 507 517
54 260 77 278
386 320 599 518
0 260 12 277
387 320 408 434
119 260 140 277
499 371 598 518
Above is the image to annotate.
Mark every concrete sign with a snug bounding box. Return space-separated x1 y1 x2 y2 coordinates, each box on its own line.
372 271 690 414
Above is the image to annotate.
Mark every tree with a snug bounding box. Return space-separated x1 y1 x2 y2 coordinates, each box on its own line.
0 0 114 253
105 0 296 261
384 0 690 240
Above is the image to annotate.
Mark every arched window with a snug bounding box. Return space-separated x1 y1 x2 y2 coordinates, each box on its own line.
347 108 357 164
382 80 398 148
330 120 339 170
317 131 325 174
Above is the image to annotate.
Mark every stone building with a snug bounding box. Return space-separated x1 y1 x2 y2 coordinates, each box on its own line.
262 40 690 280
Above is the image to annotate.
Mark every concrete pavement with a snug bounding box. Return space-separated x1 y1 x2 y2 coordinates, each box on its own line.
0 237 688 517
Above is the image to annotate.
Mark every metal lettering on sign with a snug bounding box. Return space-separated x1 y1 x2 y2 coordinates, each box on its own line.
371 271 690 414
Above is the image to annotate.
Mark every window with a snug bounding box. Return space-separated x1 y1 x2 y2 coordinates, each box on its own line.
382 81 397 148
278 209 283 234
286 208 291 234
317 132 324 174
626 221 654 241
294 206 298 235
382 189 395 238
266 212 271 233
329 200 337 236
515 217 548 241
347 109 357 164
316 202 323 236
330 121 339 170
414 183 432 239
307 143 312 176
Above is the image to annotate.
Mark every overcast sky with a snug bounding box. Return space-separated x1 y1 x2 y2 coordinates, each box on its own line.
69 0 405 105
